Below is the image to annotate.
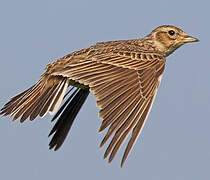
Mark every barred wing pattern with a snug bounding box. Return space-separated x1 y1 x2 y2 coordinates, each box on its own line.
52 50 165 166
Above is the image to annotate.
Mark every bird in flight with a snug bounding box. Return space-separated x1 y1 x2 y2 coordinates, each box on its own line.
0 25 199 167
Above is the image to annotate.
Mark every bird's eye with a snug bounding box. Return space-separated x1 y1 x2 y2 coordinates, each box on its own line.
168 30 175 36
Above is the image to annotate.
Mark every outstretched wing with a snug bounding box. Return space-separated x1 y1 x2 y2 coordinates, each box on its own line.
52 49 165 166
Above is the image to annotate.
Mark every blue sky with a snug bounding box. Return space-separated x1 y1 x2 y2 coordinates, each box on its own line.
0 0 209 179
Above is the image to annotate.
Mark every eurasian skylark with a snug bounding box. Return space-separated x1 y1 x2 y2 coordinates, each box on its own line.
0 25 199 167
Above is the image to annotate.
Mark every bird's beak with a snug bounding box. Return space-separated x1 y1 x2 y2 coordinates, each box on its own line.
177 33 199 43
183 35 199 43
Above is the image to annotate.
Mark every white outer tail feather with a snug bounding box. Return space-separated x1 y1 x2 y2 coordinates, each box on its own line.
49 79 69 115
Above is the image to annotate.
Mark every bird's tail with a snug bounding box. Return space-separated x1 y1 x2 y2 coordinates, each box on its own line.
48 88 90 150
0 76 69 122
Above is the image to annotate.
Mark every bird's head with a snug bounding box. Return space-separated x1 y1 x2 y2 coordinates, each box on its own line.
146 25 199 56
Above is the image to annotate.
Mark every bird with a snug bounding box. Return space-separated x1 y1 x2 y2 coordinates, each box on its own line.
0 25 199 167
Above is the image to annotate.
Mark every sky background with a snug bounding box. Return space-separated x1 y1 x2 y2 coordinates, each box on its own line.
0 0 209 179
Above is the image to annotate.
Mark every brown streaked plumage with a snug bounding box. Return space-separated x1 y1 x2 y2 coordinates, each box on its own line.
0 25 199 167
